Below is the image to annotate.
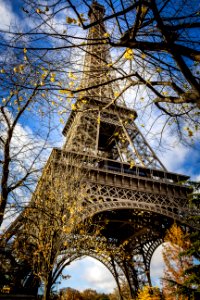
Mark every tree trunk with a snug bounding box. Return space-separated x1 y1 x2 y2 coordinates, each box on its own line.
43 276 52 300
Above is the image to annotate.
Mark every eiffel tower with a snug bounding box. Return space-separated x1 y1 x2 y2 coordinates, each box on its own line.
3 1 197 298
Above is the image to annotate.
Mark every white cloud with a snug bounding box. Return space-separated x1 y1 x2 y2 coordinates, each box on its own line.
0 110 52 233
150 245 165 287
160 140 189 173
193 174 200 181
58 257 117 293
1 110 50 184
82 257 116 291
0 0 37 44
0 0 32 46
0 0 19 30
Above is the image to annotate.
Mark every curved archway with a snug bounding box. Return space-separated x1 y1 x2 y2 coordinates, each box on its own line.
82 200 193 226
56 256 118 294
52 250 133 300
54 246 166 298
76 204 180 293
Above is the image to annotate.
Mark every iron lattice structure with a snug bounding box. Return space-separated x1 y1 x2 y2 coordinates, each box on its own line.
3 2 199 299
58 2 194 293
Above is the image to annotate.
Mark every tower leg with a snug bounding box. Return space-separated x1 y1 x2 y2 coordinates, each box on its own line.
140 245 152 287
110 256 124 300
122 258 139 299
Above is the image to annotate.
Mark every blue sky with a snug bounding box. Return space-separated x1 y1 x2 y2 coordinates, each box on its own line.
0 0 199 294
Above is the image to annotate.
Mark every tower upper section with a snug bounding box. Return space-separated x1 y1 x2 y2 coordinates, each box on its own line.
79 1 122 105
62 2 166 170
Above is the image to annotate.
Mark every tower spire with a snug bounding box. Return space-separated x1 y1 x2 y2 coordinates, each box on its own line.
79 1 116 104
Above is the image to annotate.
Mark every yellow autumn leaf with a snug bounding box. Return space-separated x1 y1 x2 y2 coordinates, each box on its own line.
62 226 70 233
19 64 24 72
66 16 73 24
1 68 5 73
71 104 76 110
123 240 129 246
163 91 168 96
114 91 119 98
59 118 64 124
129 113 135 119
66 17 76 24
68 71 77 80
81 99 87 104
97 115 101 124
103 32 110 38
141 53 146 59
156 67 162 73
36 8 42 14
141 5 148 14
67 91 74 97
23 48 27 54
130 160 135 169
69 81 74 87
59 89 68 94
124 48 134 60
